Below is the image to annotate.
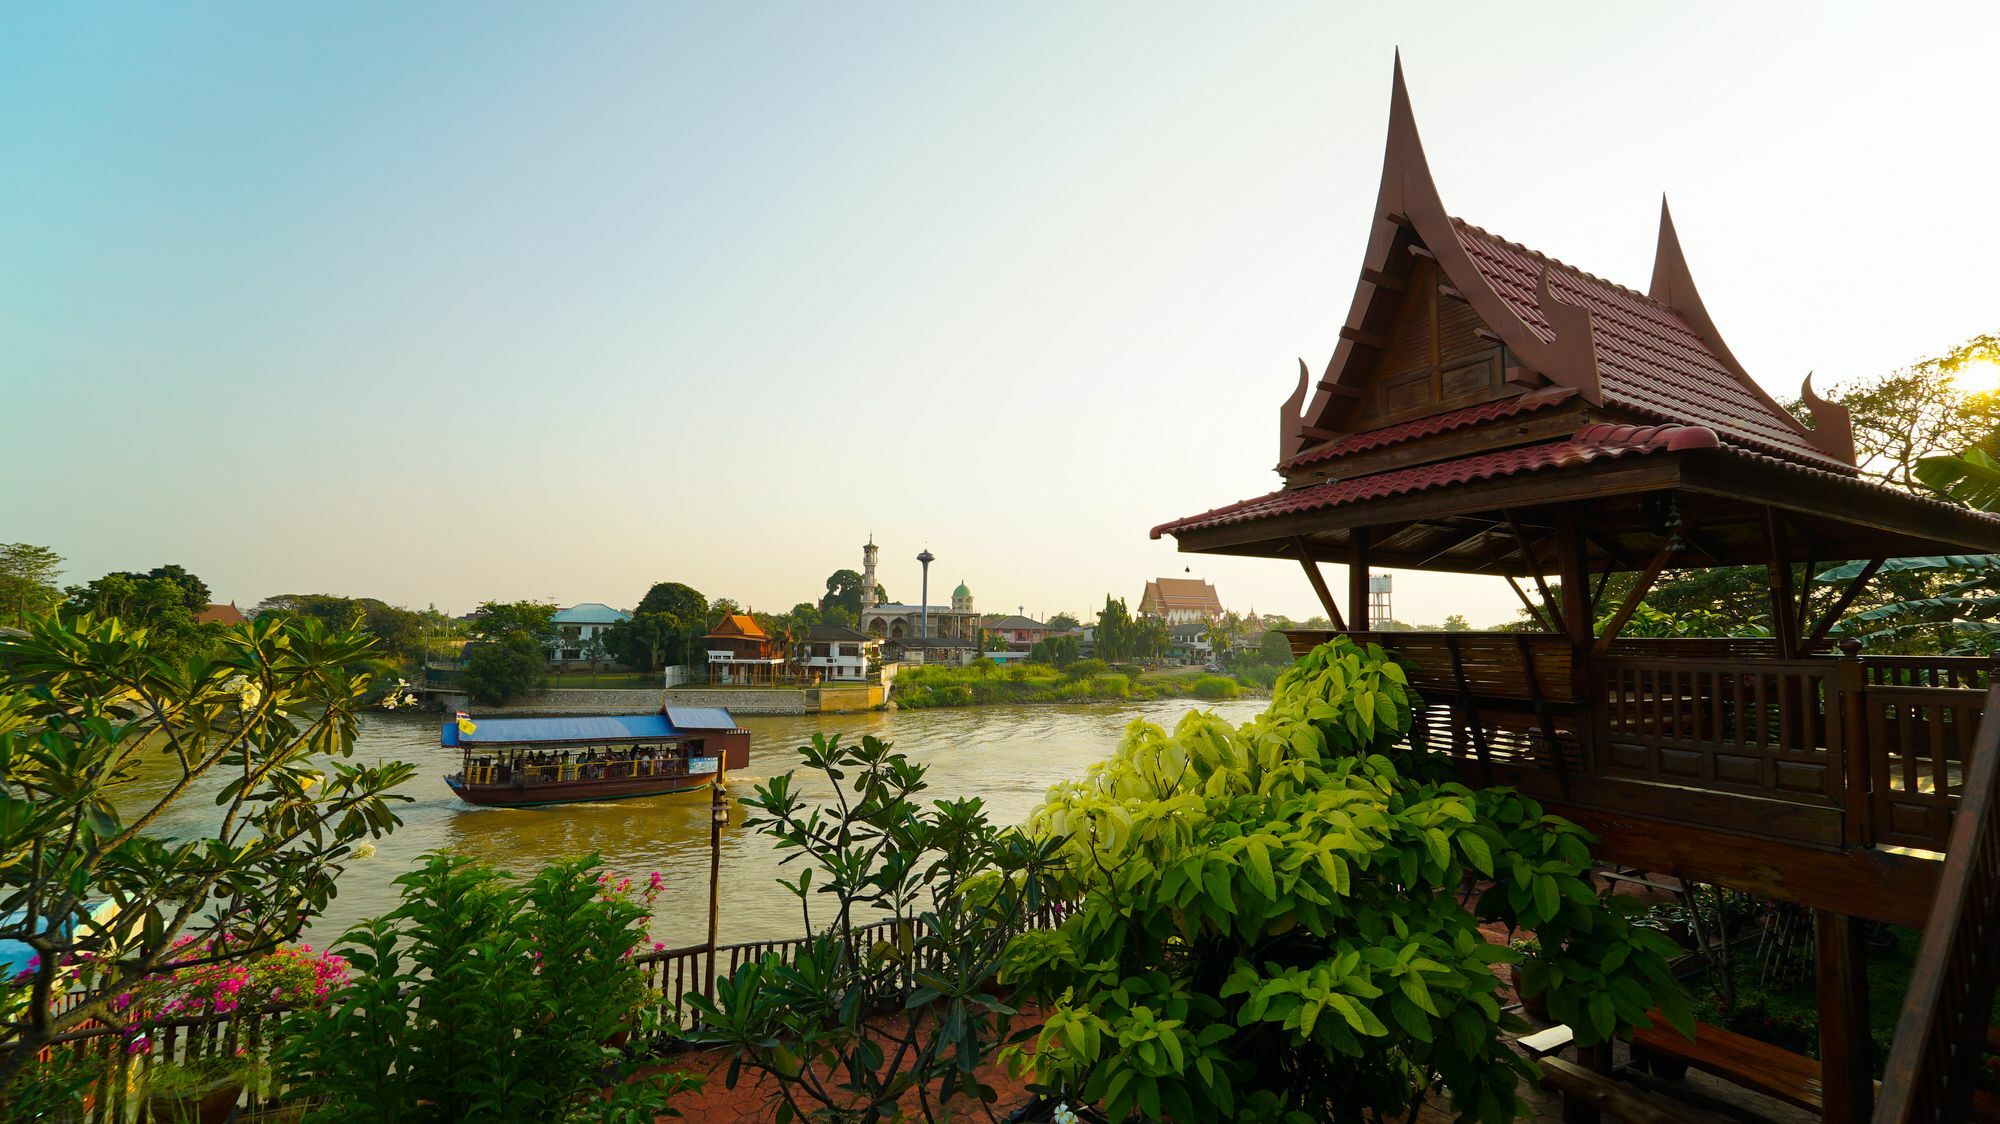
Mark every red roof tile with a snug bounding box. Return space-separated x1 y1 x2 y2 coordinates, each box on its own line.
1450 221 1846 470
1280 387 1579 470
1155 424 1716 538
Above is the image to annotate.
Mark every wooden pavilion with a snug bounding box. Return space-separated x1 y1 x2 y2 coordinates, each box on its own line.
1152 58 2000 1122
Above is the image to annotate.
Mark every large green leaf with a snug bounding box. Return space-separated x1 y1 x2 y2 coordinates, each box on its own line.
1916 448 2000 510
1818 554 2000 581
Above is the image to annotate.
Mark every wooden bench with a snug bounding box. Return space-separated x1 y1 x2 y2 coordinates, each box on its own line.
1634 1020 2000 1121
1629 1019 1822 1110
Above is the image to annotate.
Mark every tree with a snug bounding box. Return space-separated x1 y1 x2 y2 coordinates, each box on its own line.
461 632 549 705
1003 638 1690 1122
1095 596 1135 662
607 611 684 674
254 594 427 663
1045 612 1082 632
63 569 213 659
821 604 858 629
470 600 559 645
1204 612 1239 665
1830 333 2000 491
819 569 865 616
687 733 1062 1121
709 598 743 619
1030 634 1081 668
0 614 416 1088
0 544 63 628
1442 614 1471 632
1258 628 1294 665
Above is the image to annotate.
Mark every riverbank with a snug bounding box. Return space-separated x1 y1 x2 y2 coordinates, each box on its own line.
890 660 1277 709
431 683 886 715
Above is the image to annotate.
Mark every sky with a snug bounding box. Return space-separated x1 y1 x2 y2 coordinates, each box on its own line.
4 2 1997 625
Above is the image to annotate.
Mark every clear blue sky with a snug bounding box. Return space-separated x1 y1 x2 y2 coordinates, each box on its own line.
4 2 1996 624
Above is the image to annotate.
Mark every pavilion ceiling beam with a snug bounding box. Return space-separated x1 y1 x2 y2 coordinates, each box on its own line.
1291 537 1346 632
1504 509 1566 636
1592 542 1678 656
1316 380 1364 398
1417 523 1496 569
1505 576 1555 633
1582 529 1636 570
1805 558 1884 650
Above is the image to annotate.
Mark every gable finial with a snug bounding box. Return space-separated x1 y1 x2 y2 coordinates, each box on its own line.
1535 267 1604 405
1800 373 1857 465
1649 195 1687 306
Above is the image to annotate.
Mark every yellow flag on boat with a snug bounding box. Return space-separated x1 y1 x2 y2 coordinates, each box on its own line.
455 710 477 737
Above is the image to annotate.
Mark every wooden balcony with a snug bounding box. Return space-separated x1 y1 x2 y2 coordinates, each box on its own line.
1284 630 1992 926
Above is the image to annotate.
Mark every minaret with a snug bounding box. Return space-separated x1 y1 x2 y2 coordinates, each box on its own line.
860 535 879 614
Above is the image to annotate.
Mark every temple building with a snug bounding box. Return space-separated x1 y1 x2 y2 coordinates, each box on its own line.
1149 57 2000 1120
1137 577 1223 623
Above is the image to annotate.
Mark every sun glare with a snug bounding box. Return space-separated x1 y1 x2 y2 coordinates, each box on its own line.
1954 357 2000 397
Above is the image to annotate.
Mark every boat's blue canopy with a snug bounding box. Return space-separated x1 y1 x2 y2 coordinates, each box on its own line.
443 714 680 749
0 901 121 975
664 706 741 731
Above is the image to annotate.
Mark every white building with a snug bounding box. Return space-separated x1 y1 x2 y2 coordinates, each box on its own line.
800 624 879 683
553 603 630 662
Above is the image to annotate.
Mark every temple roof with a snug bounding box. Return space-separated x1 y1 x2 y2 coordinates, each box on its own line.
703 613 768 640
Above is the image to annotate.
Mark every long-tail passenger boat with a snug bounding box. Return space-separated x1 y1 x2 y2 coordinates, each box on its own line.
442 707 751 807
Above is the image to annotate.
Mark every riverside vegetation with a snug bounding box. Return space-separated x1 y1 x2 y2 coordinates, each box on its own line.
891 659 1274 710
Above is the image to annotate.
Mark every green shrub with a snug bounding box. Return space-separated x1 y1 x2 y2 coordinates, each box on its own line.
1066 658 1110 678
1189 673 1241 699
1003 637 1691 1123
278 853 697 1122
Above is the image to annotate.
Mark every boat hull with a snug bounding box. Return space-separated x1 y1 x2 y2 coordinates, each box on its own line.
445 771 715 808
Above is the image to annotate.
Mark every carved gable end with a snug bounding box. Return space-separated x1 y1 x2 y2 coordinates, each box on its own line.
1339 256 1515 432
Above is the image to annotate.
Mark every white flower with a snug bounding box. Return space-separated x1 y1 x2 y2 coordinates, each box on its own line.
1052 1105 1079 1124
352 842 376 861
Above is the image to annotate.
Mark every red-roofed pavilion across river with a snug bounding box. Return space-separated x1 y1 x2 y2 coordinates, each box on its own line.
1151 56 2000 1121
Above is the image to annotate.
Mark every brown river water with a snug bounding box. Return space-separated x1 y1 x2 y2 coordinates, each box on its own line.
125 699 1266 951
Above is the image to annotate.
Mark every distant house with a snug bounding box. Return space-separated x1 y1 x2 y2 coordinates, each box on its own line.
197 602 248 627
702 613 785 684
1168 621 1214 665
798 624 879 683
1138 578 1224 624
554 603 631 662
981 614 1060 650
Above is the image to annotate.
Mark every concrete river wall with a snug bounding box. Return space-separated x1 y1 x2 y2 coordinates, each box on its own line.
435 684 886 716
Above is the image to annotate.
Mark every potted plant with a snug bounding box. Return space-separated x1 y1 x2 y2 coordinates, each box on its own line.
145 1053 268 1124
1507 936 1549 1023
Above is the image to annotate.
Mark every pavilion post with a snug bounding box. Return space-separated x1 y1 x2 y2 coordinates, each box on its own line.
1348 528 1372 631
1554 509 1591 653
1814 909 1874 1123
1766 509 1801 659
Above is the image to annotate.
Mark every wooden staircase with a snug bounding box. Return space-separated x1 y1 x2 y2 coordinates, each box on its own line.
1876 679 2000 1122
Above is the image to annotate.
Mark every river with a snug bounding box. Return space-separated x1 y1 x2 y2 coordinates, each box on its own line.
129 699 1267 951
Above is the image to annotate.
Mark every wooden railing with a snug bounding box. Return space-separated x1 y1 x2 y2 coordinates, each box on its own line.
1875 678 2000 1122
1282 630 1997 856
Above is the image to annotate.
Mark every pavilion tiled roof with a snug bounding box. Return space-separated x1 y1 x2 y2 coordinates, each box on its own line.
1156 423 1721 538
1449 221 1847 472
1280 387 1579 470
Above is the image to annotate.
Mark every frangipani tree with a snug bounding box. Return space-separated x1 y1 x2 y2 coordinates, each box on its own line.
1002 638 1691 1123
0 614 415 1089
